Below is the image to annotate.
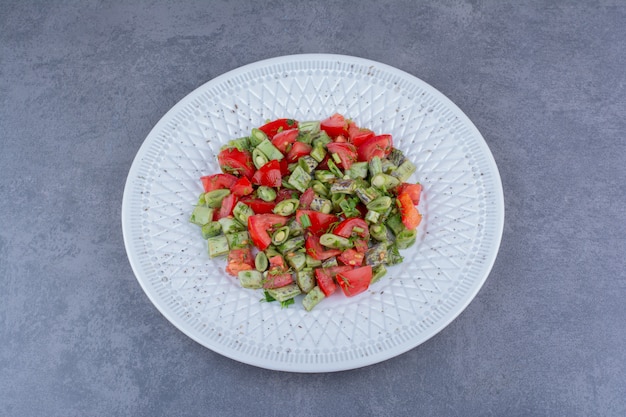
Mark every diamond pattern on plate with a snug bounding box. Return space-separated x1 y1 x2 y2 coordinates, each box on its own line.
122 55 504 372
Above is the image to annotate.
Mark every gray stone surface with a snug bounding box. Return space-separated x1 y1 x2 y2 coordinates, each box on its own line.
1 1 625 416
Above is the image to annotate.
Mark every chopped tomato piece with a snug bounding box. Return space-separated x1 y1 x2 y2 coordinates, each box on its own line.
275 188 300 203
299 188 316 210
353 238 369 253
225 248 254 276
316 154 330 170
315 268 337 296
286 141 312 163
333 218 369 239
268 255 287 270
258 118 298 139
263 272 294 289
320 113 348 137
296 210 338 235
323 265 354 278
200 173 238 193
251 159 282 187
239 197 276 214
231 176 253 197
268 255 289 278
247 214 289 251
397 192 422 230
279 157 290 176
333 134 348 143
357 134 393 162
305 234 341 261
271 128 299 154
396 183 422 205
216 193 238 219
347 122 374 146
217 148 255 179
327 142 357 170
336 266 372 297
338 249 364 267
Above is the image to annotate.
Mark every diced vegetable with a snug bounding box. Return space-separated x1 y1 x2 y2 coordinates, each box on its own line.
239 270 264 289
302 286 325 311
190 205 214 226
336 266 372 297
266 283 301 302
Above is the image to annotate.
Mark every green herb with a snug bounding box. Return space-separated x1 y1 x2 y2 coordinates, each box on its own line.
280 298 295 308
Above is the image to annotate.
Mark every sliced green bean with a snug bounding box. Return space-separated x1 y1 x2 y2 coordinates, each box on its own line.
355 186 381 205
330 178 356 194
267 283 301 302
189 206 214 225
366 196 392 212
368 156 383 177
196 192 208 207
381 158 397 174
238 270 263 289
365 242 388 266
257 185 277 202
273 198 299 216
388 148 407 167
364 210 381 224
346 161 368 179
287 166 311 192
327 159 343 178
226 231 251 249
298 155 318 173
249 128 268 147
285 251 306 271
302 286 325 311
371 173 400 190
218 217 245 234
287 217 304 237
227 136 251 152
201 221 222 239
310 180 329 197
298 120 320 135
264 245 281 258
314 170 336 183
257 138 284 161
252 148 270 169
296 269 315 293
391 159 417 182
310 197 332 214
319 233 353 249
278 236 305 253
395 229 417 249
311 130 332 147
255 251 269 272
208 235 229 258
371 264 387 284
310 143 327 162
233 202 255 225
306 254 322 268
371 223 395 243
271 226 290 246
204 189 231 208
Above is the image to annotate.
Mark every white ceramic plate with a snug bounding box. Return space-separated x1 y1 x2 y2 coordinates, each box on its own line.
122 54 504 372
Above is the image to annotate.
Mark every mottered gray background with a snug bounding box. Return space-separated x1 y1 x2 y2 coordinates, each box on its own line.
1 1 624 416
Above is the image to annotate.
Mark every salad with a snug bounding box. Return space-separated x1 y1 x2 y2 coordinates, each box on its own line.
189 114 422 311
